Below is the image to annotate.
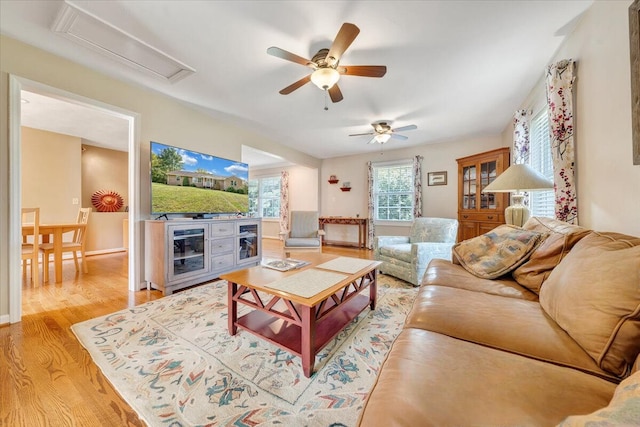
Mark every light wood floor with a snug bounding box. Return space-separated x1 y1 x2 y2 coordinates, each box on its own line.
1 240 373 426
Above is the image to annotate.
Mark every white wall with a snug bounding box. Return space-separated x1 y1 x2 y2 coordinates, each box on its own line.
320 135 505 243
504 0 640 236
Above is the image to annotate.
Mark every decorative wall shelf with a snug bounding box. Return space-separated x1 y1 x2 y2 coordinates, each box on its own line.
340 187 351 192
328 179 339 184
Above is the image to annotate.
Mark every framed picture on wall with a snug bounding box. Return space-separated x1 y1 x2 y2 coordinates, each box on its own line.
427 171 447 186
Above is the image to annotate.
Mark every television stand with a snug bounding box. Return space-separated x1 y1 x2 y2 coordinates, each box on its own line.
144 218 261 295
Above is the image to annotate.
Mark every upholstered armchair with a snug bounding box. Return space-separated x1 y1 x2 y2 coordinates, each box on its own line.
374 217 459 286
280 211 325 257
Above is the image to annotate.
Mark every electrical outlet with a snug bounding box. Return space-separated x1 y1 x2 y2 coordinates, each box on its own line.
72 198 79 205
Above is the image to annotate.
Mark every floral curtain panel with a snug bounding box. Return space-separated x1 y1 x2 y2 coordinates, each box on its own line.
513 109 531 207
367 161 375 249
279 170 290 236
413 155 424 218
545 59 578 224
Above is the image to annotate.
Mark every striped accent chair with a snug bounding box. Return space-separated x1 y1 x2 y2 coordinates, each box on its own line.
281 211 325 257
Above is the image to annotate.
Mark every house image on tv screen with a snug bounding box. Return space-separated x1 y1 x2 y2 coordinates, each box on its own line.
166 170 247 191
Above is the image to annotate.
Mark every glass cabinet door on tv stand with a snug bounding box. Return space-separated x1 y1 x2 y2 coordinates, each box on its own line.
168 224 209 282
237 221 260 265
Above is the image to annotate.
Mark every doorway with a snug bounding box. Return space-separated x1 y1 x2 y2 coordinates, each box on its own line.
8 75 141 323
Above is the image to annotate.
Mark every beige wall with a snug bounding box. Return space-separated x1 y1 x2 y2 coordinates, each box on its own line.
21 127 81 223
22 130 129 253
320 136 505 243
323 0 640 246
250 165 319 239
81 144 129 253
81 144 128 212
503 0 639 236
0 35 321 320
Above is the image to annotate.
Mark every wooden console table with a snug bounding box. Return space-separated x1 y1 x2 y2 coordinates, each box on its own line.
319 216 368 248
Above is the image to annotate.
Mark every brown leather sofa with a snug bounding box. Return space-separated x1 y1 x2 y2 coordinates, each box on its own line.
358 217 640 426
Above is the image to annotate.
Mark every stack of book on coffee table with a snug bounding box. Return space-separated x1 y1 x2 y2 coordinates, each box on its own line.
261 257 311 272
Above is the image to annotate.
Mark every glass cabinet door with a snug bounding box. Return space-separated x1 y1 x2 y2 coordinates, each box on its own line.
462 165 476 209
479 160 497 209
237 222 259 264
169 225 207 280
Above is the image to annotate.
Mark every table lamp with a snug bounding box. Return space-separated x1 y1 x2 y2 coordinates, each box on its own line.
482 163 554 227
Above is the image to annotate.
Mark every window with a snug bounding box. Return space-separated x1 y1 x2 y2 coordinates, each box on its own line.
373 161 414 221
249 176 280 218
529 109 555 218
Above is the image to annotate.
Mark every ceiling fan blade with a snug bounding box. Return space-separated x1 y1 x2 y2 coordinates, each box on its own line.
390 133 409 141
328 84 343 103
339 65 387 78
392 124 417 132
349 131 375 137
367 136 377 144
279 75 311 94
267 47 315 68
327 23 360 64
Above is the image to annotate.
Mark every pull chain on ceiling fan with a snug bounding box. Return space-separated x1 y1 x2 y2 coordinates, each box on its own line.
267 23 387 106
349 122 418 144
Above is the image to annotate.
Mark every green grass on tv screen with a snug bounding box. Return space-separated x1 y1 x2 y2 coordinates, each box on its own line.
152 182 248 214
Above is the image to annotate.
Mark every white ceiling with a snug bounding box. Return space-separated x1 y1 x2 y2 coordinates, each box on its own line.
1 0 593 165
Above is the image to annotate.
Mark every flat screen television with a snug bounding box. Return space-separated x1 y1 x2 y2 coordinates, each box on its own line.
150 141 249 216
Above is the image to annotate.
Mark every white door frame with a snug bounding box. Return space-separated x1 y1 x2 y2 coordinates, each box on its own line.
8 75 142 323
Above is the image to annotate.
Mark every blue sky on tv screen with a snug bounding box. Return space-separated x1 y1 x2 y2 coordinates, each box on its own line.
151 141 248 180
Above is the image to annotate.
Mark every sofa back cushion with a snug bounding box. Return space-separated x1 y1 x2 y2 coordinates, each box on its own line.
540 231 640 377
512 217 591 294
409 217 458 244
452 225 545 279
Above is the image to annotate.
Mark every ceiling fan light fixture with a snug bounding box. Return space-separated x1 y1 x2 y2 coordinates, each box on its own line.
375 133 392 143
310 68 340 90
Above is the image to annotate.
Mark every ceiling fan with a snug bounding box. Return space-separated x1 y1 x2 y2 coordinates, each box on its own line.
267 23 387 105
349 122 418 144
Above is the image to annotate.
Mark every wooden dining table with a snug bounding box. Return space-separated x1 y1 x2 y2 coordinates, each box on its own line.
22 222 87 283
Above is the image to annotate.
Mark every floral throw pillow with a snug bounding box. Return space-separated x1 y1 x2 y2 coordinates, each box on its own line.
453 225 545 279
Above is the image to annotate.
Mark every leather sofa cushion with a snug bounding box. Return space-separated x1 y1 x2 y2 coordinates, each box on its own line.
540 231 640 377
513 217 591 294
422 259 539 301
357 329 616 427
453 224 545 279
558 369 640 426
405 285 615 380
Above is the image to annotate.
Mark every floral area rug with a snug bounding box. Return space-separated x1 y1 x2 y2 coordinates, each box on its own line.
71 275 416 427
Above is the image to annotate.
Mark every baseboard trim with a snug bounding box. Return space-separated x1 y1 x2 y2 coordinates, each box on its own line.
0 314 10 326
85 248 127 256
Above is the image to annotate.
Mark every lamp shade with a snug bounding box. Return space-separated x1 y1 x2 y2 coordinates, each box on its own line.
482 163 553 193
310 68 340 90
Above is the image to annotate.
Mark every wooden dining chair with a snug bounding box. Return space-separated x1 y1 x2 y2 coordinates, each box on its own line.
21 207 41 286
41 207 92 282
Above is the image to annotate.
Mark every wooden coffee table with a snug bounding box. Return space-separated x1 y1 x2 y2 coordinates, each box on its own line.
221 253 381 377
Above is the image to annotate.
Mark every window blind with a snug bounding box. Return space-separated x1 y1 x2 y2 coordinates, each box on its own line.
529 109 555 218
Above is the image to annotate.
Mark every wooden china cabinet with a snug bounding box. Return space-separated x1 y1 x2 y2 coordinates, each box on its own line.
456 147 510 241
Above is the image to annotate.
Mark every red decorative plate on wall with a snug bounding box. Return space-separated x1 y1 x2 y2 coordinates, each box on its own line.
91 190 124 212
